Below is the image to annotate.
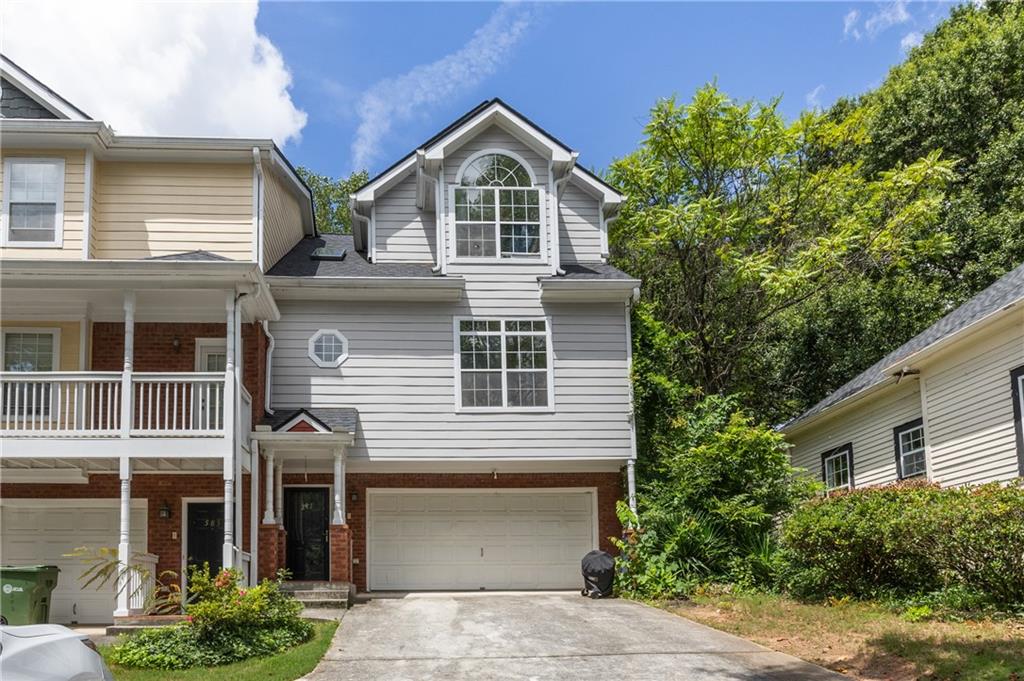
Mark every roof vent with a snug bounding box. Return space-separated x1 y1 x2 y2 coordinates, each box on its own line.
311 246 347 261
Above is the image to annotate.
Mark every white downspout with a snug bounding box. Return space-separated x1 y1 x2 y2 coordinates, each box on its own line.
552 153 579 276
602 213 620 263
417 150 443 274
252 148 265 270
261 320 275 415
350 200 372 259
625 296 638 515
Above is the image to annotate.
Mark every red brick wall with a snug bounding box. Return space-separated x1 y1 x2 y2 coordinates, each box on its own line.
91 322 266 424
1 474 253 581
287 420 317 432
282 471 624 591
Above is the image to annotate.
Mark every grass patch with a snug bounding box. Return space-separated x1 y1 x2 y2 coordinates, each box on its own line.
103 619 337 681
667 592 1024 680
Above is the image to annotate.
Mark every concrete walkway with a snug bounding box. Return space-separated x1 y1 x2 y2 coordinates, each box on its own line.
302 592 848 681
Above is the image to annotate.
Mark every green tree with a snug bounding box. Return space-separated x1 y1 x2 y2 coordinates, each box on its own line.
296 168 369 234
609 85 953 424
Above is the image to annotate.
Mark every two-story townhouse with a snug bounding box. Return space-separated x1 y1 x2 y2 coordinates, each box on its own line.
257 98 639 592
0 55 315 624
1 57 640 621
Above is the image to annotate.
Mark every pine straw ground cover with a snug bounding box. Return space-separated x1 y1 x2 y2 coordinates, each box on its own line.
667 592 1024 681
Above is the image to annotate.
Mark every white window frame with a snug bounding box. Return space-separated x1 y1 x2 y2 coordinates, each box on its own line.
307 329 349 369
1 327 61 419
1 157 66 248
448 149 547 265
453 316 555 413
194 338 227 372
821 444 853 492
894 419 927 480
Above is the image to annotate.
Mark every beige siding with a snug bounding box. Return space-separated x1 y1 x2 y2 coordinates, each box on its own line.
923 313 1024 486
91 161 253 260
559 181 603 263
374 172 436 263
270 290 632 462
1 320 82 371
0 149 86 260
262 166 303 270
789 380 923 487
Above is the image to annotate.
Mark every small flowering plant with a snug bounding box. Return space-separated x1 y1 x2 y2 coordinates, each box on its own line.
184 565 306 638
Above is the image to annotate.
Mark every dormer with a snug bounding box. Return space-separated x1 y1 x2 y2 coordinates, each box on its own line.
350 99 624 275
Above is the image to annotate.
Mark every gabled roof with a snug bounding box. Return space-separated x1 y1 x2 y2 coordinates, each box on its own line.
352 98 623 205
262 407 358 434
0 54 91 121
145 250 232 262
783 262 1024 433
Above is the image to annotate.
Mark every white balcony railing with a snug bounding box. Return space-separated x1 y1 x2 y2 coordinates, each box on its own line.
0 371 228 438
239 385 252 453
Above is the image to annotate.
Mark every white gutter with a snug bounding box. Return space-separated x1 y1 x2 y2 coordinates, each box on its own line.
552 152 579 276
261 320 275 416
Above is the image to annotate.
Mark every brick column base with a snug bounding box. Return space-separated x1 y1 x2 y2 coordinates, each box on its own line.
329 524 352 584
258 525 286 581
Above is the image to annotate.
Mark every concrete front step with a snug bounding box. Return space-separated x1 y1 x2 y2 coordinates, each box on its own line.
281 580 353 609
281 581 349 592
293 590 350 600
297 598 351 609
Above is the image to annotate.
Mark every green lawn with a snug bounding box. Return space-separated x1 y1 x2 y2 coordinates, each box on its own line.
668 592 1024 681
103 620 338 681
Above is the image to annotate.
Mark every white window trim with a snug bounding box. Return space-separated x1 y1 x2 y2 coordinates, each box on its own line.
448 149 547 265
308 329 349 369
1 327 61 371
1 157 66 248
453 316 555 413
194 338 227 372
822 445 853 492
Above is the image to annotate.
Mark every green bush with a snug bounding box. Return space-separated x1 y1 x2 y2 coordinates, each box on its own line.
780 480 1024 608
108 567 313 669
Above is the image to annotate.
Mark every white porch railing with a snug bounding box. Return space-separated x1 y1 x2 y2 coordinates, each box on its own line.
239 385 252 453
234 548 252 585
129 552 159 614
0 371 227 438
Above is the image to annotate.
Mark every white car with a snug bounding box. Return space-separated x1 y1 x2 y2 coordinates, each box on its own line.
0 624 114 681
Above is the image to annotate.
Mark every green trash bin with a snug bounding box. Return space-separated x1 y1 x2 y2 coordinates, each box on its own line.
0 565 60 625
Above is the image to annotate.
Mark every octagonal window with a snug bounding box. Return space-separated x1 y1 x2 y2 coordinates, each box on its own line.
308 329 349 368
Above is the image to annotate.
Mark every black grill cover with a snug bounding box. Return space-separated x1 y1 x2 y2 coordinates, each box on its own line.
580 549 615 598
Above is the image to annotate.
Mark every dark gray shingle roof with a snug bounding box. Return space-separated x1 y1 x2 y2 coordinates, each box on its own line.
262 407 358 434
267 234 437 278
145 250 231 262
547 262 635 280
786 262 1024 430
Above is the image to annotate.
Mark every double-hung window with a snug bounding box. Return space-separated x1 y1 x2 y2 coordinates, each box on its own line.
894 418 927 479
453 153 542 260
2 158 65 247
2 329 59 417
457 319 551 410
821 444 853 492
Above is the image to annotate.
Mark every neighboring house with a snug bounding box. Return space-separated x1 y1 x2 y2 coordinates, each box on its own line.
782 263 1024 491
0 56 638 622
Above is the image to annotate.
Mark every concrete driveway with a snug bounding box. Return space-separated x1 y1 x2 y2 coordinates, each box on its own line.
303 593 847 681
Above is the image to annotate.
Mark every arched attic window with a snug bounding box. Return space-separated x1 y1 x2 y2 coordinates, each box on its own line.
454 153 542 259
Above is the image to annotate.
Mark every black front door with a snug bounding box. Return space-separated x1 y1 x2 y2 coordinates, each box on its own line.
186 502 223 579
284 488 329 580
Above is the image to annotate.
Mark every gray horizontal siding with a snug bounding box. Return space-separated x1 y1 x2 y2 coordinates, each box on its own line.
559 181 603 263
374 172 436 263
270 294 632 462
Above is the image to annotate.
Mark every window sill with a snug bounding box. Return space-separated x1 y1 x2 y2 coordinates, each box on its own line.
449 257 546 265
1 241 64 249
456 407 556 415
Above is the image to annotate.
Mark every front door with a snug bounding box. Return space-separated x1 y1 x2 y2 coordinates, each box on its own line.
284 488 329 581
186 502 223 580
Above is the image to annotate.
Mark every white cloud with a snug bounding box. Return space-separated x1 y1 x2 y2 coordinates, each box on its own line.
864 1 911 37
843 9 862 40
0 0 307 146
351 2 537 171
805 84 826 110
900 31 924 52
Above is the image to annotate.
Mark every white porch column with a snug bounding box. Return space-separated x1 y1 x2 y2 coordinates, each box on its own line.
332 448 346 525
626 458 637 515
262 447 276 524
222 476 234 570
222 291 237 570
114 457 132 617
120 292 135 438
274 461 284 524
249 439 259 586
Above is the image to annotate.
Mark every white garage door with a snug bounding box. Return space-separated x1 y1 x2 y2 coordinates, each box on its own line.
1 499 147 624
368 490 596 591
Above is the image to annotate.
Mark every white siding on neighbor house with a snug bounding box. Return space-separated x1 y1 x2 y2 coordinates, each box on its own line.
374 172 436 263
270 294 632 462
262 166 304 270
559 181 604 263
923 313 1024 486
91 161 253 260
0 148 86 260
789 380 923 487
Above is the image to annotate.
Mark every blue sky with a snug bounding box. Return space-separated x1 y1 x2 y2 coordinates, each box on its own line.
261 1 954 179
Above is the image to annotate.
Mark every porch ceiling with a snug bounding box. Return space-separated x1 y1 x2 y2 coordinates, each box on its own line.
0 457 225 473
1 288 265 323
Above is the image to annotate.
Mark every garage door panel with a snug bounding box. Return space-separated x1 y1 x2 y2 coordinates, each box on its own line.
368 490 595 590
